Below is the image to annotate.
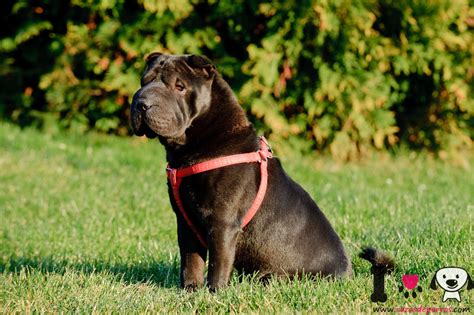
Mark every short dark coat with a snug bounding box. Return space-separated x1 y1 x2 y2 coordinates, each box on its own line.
130 54 351 290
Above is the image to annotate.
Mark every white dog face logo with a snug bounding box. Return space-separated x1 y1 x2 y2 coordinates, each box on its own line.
430 267 473 302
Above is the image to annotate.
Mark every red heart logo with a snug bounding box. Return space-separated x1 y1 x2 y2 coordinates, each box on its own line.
402 274 419 290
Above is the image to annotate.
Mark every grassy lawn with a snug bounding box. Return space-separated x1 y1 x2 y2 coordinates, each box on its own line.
0 122 472 313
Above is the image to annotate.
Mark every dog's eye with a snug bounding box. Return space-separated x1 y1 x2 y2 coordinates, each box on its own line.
443 275 446 279
175 79 185 92
456 274 459 278
141 74 158 86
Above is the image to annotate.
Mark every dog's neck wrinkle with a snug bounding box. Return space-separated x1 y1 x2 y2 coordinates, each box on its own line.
164 76 258 168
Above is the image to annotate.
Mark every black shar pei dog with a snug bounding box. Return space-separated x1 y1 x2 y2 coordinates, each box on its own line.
130 53 390 291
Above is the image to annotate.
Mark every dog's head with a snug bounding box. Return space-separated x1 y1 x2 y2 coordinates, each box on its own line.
430 267 473 292
130 53 216 141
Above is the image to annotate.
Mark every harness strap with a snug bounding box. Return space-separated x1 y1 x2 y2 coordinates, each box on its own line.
166 136 272 248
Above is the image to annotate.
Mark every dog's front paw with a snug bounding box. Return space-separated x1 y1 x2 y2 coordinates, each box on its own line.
183 282 201 292
182 278 204 292
207 279 228 293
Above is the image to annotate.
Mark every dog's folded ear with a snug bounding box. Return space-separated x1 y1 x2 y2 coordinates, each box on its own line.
186 55 216 80
467 272 473 290
145 52 163 63
430 274 438 290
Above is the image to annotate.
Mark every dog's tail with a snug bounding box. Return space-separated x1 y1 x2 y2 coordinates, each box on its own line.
359 247 394 272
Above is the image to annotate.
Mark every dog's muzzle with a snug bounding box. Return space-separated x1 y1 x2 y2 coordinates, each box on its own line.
130 95 158 138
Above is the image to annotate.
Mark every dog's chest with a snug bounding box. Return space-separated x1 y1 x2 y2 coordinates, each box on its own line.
171 165 260 224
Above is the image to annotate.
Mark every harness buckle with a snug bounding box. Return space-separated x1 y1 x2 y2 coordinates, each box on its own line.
258 150 270 162
259 136 273 154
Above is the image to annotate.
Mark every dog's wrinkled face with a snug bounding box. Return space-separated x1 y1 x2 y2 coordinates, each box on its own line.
435 268 469 292
130 53 216 140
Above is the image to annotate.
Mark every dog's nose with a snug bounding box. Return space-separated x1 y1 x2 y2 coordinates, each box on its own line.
446 279 457 286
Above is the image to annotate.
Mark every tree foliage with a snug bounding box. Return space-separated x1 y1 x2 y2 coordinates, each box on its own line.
1 0 472 159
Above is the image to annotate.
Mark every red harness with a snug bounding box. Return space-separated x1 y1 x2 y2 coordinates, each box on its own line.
166 136 273 248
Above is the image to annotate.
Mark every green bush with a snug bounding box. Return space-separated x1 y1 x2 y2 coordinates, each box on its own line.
1 0 472 160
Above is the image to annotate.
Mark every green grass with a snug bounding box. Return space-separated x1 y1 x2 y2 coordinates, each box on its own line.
0 122 472 313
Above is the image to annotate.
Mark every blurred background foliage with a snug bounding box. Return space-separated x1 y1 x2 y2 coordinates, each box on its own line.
0 0 473 161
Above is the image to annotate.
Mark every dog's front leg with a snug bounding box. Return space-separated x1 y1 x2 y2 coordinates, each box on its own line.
207 223 241 291
177 218 207 290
